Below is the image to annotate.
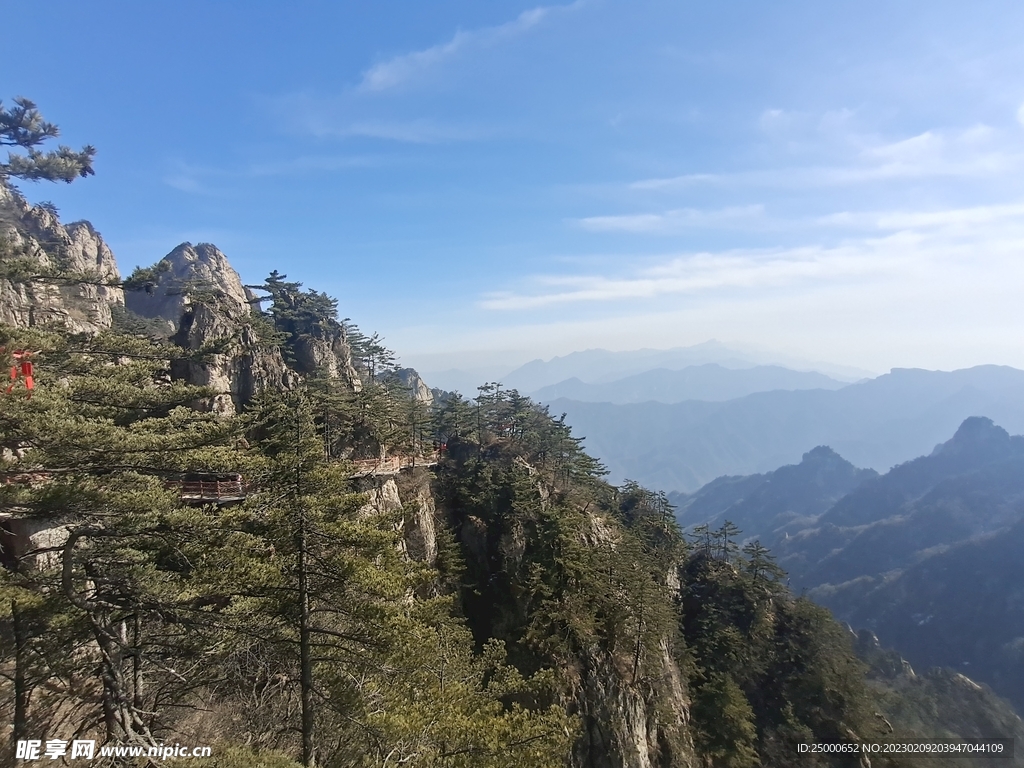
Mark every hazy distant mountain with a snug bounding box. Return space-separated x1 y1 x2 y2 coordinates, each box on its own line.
834 517 1024 712
670 445 878 537
532 363 847 404
673 416 1024 709
501 341 873 394
553 365 1024 492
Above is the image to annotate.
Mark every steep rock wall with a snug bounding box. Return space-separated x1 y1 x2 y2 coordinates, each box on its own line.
354 468 439 567
129 242 364 408
170 300 296 414
436 448 697 768
0 185 122 332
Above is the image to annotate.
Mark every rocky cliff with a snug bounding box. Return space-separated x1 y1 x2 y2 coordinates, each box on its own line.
123 241 368 413
0 184 122 332
434 441 698 768
126 242 251 332
0 195 433 412
393 367 434 405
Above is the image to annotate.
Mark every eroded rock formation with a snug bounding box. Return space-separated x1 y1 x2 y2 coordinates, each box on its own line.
0 184 123 332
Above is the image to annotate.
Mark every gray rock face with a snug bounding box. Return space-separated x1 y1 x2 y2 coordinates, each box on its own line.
0 185 123 332
127 240 364 413
126 242 250 331
393 367 433 405
1 199 362 413
292 326 362 391
171 299 296 415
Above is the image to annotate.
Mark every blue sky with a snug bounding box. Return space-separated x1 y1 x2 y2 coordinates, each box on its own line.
7 1 1024 376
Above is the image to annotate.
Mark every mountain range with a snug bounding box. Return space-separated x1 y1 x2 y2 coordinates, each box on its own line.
550 365 1024 492
673 416 1024 710
5 171 1024 766
422 341 873 396
530 363 847 404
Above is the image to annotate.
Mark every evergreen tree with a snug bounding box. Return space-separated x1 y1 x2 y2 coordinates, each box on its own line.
0 325 247 751
0 97 96 185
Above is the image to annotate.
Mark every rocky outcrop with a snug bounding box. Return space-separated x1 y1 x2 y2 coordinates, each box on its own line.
569 510 694 768
0 184 122 332
128 241 363 414
571 643 694 768
351 469 439 567
393 368 433 405
439 448 696 768
291 326 362 391
126 242 250 331
170 299 296 414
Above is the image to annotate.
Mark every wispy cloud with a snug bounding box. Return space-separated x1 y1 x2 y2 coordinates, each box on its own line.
244 154 382 177
344 119 488 143
630 124 1023 191
480 242 904 310
576 205 764 233
358 3 581 93
264 3 584 143
163 154 382 193
267 90 491 143
818 202 1024 231
163 161 218 195
480 201 1024 310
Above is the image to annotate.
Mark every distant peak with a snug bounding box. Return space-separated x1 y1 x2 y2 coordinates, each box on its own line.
166 241 231 264
947 416 1009 448
802 445 842 463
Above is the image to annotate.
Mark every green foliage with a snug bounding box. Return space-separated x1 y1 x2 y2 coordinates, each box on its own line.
432 410 691 765
0 322 573 767
2 235 978 767
0 325 250 751
678 525 889 767
0 97 95 184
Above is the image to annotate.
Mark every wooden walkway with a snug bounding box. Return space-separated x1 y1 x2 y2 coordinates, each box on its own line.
350 454 439 477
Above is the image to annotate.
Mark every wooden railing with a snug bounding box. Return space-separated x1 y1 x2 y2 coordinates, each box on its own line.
163 452 441 498
350 453 439 476
165 478 247 501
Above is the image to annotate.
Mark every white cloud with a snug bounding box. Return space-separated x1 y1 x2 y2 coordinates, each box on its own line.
1017 102 1024 128
245 155 379 176
758 108 792 133
479 201 1024 311
163 161 219 195
628 173 721 191
358 3 578 92
343 119 488 143
265 3 583 143
628 124 1022 191
576 205 765 233
480 241 904 310
265 90 493 143
816 202 1024 231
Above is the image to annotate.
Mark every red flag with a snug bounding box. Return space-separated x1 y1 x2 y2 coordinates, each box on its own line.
4 350 35 398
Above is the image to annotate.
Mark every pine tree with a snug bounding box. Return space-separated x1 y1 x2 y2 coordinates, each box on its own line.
0 97 95 185
0 325 248 750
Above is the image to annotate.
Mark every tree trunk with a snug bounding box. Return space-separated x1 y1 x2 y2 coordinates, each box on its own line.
295 396 316 767
12 599 29 747
297 506 315 767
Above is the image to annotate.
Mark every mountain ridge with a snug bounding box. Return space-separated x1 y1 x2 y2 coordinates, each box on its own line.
531 363 848 404
671 415 1024 711
551 365 1024 491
